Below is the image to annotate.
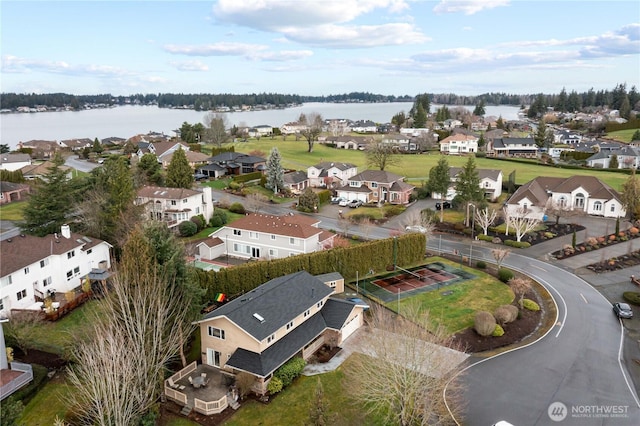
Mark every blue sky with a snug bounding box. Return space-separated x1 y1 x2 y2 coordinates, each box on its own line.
2 0 639 97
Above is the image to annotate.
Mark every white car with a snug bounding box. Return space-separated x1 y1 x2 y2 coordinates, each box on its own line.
405 225 428 233
338 199 349 207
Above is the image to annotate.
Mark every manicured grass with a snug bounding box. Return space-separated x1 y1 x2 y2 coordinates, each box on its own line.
210 140 629 190
389 257 514 335
345 204 406 220
606 128 640 143
165 418 200 426
0 200 27 221
18 373 74 426
202 178 231 190
223 366 383 426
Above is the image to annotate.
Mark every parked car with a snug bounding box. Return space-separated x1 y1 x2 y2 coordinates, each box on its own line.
194 173 208 181
435 201 451 209
348 200 363 208
338 199 349 207
331 196 344 204
613 302 633 319
406 225 428 233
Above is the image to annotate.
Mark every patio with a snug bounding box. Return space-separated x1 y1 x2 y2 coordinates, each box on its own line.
165 362 237 416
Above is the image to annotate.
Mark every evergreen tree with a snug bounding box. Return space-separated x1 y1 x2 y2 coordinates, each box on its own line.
454 156 484 225
496 116 506 130
0 144 10 153
473 100 486 116
426 156 450 223
609 154 619 169
136 153 164 186
166 148 194 188
297 187 319 213
534 119 547 148
410 93 430 118
477 133 486 149
555 88 568 112
567 90 582 112
631 130 640 142
266 147 284 194
92 138 103 154
413 103 427 128
20 153 74 236
621 167 640 220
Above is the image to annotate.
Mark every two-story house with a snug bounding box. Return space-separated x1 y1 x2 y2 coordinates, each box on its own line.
351 120 378 133
198 213 336 261
431 168 503 202
206 152 267 176
336 170 414 205
196 271 365 395
307 162 358 188
586 146 640 169
505 175 626 220
135 186 214 229
487 138 539 158
0 224 112 314
381 134 417 152
137 141 190 166
439 134 479 155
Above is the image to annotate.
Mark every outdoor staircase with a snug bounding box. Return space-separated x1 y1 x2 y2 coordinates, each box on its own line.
180 405 193 416
229 399 240 410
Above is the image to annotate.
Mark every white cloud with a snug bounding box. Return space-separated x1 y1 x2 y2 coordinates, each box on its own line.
163 42 267 56
283 23 428 48
433 0 509 15
249 50 314 61
2 55 132 77
169 60 209 71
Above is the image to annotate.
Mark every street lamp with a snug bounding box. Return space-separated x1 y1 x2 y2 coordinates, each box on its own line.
469 204 476 266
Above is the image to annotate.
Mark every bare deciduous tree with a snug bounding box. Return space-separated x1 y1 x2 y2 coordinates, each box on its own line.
475 207 498 235
365 140 400 171
545 198 582 225
204 112 230 147
298 112 324 153
504 207 541 242
344 305 467 426
403 209 435 242
508 277 532 305
3 311 43 355
491 248 511 270
246 192 269 213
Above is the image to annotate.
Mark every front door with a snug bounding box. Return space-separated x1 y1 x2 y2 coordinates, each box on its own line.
206 348 221 367
252 247 261 258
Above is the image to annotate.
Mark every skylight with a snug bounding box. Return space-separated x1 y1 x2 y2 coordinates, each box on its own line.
253 313 265 323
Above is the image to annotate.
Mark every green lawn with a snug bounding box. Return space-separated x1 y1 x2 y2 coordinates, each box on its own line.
388 257 514 335
17 374 74 426
606 129 640 143
0 200 27 221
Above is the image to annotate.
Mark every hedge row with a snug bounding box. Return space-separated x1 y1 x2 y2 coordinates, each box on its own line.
232 172 263 184
193 233 426 301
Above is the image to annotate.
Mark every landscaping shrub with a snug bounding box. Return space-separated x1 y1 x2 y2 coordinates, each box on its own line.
477 234 493 242
494 305 518 324
178 220 198 237
210 215 223 227
521 298 540 311
317 189 331 205
190 215 204 231
228 202 246 214
623 292 640 305
497 268 514 283
475 260 486 269
274 356 306 387
384 205 405 217
235 371 256 399
267 376 283 395
228 181 242 191
210 210 228 226
504 240 531 248
474 311 497 337
492 324 505 337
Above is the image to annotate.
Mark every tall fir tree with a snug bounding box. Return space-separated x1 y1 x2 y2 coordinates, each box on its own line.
166 147 194 189
266 147 284 193
427 156 450 223
454 156 484 224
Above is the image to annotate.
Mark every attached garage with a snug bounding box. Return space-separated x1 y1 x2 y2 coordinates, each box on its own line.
341 312 362 341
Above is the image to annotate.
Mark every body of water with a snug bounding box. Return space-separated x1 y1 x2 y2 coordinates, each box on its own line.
0 102 522 150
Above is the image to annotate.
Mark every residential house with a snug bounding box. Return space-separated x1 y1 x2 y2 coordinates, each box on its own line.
322 136 370 150
196 271 365 395
586 145 640 169
0 225 112 313
280 122 307 135
0 181 30 205
351 120 378 133
554 129 582 145
207 152 267 176
442 119 463 130
137 141 190 166
487 137 538 158
0 154 31 171
431 168 503 202
198 213 336 261
135 186 214 229
282 171 309 194
161 149 210 169
20 161 72 181
439 134 479 155
307 162 358 188
505 175 626 220
336 170 414 205
59 138 93 151
101 136 126 147
381 134 417 152
16 140 60 159
248 125 273 138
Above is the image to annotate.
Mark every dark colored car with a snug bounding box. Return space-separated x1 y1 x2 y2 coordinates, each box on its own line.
435 201 451 209
613 302 633 319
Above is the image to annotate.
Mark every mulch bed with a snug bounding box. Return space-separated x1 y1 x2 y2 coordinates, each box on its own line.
13 348 67 369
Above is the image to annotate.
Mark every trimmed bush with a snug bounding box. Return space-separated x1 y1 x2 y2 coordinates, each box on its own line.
474 311 497 337
504 240 531 248
178 220 198 237
494 304 518 324
229 202 246 214
190 215 204 231
475 260 487 269
521 298 540 311
274 356 306 387
623 291 640 305
267 376 283 394
492 324 505 337
477 234 493 242
497 268 514 283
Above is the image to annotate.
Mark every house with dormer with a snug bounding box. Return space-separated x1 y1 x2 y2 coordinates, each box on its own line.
0 225 112 314
135 186 215 229
439 134 479 155
505 175 626 220
307 162 358 188
137 141 190 166
198 213 336 261
196 271 365 395
336 170 414 205
381 134 417 152
351 120 378 133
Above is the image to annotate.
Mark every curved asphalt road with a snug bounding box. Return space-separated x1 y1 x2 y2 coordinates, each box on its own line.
431 239 640 426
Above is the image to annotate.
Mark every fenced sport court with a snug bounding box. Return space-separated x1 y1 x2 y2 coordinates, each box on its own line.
357 262 475 304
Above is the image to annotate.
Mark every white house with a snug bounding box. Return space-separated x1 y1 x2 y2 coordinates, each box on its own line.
0 154 32 172
0 225 112 314
586 146 640 169
351 120 378 133
439 134 479 155
381 134 417 152
198 213 336 261
307 162 358 188
505 176 626 220
135 185 214 229
431 168 503 201
248 125 273 138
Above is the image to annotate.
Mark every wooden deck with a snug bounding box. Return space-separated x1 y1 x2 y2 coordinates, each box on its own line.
165 362 235 415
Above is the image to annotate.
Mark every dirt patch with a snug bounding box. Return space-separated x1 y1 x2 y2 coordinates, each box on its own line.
13 348 67 369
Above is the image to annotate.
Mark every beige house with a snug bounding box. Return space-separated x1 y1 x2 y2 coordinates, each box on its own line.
196 271 364 395
135 185 214 229
439 134 479 155
336 170 414 205
307 161 358 188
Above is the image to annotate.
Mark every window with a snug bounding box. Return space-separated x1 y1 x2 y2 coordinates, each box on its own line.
24 267 30 274
233 229 242 236
0 298 4 311
349 181 360 187
171 200 177 206
290 237 297 246
269 248 278 257
574 193 585 208
86 249 92 254
286 320 294 330
328 281 336 288
16 289 27 301
558 196 567 208
593 201 602 211
67 271 73 280
316 301 324 308
371 182 378 188
267 334 276 343
303 309 310 318
67 250 75 259
196 207 200 214
74 266 80 274
43 277 52 287
7 275 12 285
611 205 615 212
271 234 276 240
249 232 258 239
208 326 225 340
40 259 49 268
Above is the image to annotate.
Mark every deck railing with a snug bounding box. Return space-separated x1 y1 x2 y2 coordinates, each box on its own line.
0 362 33 400
194 395 228 415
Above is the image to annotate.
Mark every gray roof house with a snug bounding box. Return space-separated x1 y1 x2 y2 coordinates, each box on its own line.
196 271 364 395
488 137 538 158
586 145 640 169
336 170 414 205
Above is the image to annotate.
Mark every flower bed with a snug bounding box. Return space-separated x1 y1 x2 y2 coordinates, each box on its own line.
552 226 640 260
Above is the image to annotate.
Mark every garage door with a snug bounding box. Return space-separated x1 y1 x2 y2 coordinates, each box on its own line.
341 313 361 341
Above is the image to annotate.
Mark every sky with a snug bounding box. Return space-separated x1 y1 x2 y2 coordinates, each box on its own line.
1 0 639 97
